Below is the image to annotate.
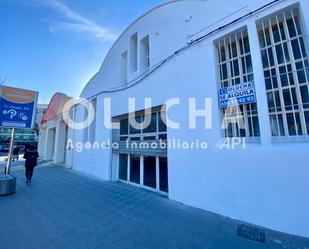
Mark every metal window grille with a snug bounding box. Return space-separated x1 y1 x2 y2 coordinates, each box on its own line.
216 28 260 140
113 111 167 142
257 7 309 140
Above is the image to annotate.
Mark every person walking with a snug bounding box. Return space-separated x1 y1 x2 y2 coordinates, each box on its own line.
23 146 39 183
12 145 20 162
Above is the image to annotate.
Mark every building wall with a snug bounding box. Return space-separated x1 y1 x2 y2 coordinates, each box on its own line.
69 0 309 238
39 117 68 164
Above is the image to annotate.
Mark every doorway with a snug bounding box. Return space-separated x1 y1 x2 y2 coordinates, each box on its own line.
118 154 168 195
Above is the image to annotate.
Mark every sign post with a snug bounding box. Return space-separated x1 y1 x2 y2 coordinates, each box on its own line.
0 85 38 195
5 128 15 175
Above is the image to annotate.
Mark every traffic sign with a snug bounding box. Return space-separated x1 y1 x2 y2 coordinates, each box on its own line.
0 85 38 129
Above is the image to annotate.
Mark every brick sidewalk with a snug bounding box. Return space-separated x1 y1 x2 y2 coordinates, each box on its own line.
1 166 308 249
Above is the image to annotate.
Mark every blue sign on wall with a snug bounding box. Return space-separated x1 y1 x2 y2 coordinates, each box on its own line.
0 86 38 129
218 82 256 109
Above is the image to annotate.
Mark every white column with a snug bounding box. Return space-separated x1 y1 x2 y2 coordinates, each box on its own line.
111 153 119 182
44 128 55 160
247 20 272 146
43 128 49 160
53 121 66 164
37 128 46 158
300 0 309 39
65 126 73 169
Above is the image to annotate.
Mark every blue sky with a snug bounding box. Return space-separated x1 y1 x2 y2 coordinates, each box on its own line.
0 0 165 103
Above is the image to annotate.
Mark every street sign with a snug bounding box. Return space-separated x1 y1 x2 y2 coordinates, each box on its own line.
218 82 256 109
0 85 38 129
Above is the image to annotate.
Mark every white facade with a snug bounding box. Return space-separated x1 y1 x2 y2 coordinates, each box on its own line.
38 94 69 164
68 0 309 238
38 118 68 164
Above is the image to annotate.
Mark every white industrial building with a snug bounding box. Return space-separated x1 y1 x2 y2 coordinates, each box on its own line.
64 0 309 238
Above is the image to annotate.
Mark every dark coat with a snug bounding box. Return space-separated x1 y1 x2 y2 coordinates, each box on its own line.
23 150 39 168
13 147 20 155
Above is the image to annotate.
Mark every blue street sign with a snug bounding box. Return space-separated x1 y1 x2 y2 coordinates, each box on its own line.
0 85 38 129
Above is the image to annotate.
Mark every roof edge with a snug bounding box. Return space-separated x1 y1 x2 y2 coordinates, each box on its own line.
81 0 207 97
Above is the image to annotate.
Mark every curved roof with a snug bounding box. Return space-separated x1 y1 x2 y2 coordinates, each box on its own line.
81 0 207 97
80 0 275 98
42 92 70 124
96 0 205 69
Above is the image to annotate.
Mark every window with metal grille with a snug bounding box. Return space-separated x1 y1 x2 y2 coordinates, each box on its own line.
115 111 167 142
216 28 260 140
257 7 309 139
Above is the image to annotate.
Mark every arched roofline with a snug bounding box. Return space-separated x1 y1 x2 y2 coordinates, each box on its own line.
81 0 207 97
42 92 69 124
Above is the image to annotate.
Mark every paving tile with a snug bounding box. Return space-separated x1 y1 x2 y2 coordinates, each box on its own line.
1 165 309 249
